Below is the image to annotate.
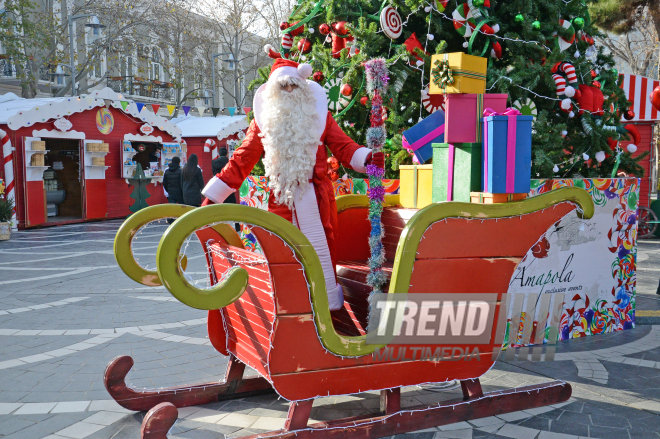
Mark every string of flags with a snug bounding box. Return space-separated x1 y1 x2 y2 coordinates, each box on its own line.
112 99 251 117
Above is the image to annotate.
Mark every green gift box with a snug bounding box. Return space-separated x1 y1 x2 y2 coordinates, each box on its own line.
432 143 482 203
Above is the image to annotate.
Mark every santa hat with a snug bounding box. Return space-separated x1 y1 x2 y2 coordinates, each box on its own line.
263 45 313 80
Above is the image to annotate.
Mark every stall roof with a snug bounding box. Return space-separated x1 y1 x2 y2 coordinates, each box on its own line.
171 115 248 140
0 88 181 138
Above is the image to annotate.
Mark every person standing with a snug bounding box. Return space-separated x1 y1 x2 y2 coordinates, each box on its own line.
162 156 183 204
201 57 382 310
181 154 204 207
211 147 237 204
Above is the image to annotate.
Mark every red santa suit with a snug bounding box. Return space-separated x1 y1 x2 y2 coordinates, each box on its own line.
202 58 372 310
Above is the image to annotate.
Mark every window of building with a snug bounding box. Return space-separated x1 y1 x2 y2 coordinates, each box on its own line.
90 54 104 78
121 55 133 78
150 49 162 81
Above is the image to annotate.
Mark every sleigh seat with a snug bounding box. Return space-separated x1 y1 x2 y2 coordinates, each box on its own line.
333 202 410 335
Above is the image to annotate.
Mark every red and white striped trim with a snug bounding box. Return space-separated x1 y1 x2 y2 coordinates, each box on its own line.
0 128 16 228
619 73 660 121
552 74 567 96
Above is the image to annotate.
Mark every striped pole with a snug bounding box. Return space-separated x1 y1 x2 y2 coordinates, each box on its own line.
0 128 17 230
204 139 218 160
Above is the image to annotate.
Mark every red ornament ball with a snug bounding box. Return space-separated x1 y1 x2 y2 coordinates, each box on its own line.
334 21 349 35
593 80 601 89
297 38 312 54
312 71 324 82
360 96 369 106
279 22 289 31
624 109 635 120
319 23 331 35
650 86 660 112
340 83 353 96
590 70 597 78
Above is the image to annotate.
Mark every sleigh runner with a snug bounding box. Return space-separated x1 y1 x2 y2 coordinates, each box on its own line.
107 187 593 439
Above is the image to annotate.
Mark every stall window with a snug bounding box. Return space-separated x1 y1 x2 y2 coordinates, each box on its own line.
132 142 161 174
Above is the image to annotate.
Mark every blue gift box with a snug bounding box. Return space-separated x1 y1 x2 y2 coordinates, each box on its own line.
402 110 445 164
482 114 533 194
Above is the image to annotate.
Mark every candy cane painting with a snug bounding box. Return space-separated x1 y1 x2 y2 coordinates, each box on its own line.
0 129 16 229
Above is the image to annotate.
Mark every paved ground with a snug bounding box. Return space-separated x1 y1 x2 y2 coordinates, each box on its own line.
1 220 660 439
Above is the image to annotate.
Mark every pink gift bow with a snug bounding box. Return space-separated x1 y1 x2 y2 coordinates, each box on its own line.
482 107 521 193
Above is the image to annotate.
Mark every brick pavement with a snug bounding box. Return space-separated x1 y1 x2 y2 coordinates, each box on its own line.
1 220 660 438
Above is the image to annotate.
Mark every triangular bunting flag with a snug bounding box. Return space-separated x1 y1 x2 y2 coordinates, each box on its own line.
182 106 191 116
151 104 161 114
166 105 176 116
104 99 112 108
136 102 145 112
228 107 236 116
196 106 206 116
120 101 129 111
242 107 252 115
211 107 220 117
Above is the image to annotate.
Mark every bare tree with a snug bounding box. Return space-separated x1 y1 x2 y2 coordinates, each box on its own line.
195 0 269 109
254 0 298 42
0 0 158 98
597 6 660 77
144 0 213 114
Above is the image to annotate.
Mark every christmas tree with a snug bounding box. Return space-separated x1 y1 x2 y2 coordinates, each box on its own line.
249 0 646 179
128 164 152 213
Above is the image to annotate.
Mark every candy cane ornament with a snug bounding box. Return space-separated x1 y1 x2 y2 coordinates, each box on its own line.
1 128 16 229
281 34 294 55
551 62 578 98
552 74 567 96
204 138 217 160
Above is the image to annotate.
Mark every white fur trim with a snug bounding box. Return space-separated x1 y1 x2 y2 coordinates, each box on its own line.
253 79 328 141
271 66 301 82
350 147 372 173
202 176 235 204
294 183 343 311
298 63 312 78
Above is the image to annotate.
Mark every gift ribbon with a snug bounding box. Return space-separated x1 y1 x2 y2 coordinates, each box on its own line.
447 144 455 201
475 94 484 142
483 108 521 193
402 124 445 153
432 59 454 91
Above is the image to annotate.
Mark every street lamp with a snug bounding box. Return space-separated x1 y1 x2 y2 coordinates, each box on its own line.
67 14 106 96
50 65 70 89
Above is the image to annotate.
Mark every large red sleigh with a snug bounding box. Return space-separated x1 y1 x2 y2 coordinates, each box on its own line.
107 187 593 439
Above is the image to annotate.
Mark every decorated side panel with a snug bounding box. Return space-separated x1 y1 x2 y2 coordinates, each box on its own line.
506 178 639 348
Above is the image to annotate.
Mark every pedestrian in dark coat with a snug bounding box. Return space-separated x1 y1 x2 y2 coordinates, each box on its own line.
181 154 204 207
211 147 237 204
162 156 183 204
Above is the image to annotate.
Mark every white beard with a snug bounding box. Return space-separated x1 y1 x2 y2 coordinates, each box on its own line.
259 77 320 209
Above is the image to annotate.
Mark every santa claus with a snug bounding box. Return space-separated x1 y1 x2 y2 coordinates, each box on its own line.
202 56 384 311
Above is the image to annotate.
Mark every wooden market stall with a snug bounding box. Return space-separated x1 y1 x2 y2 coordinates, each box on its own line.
619 73 658 208
0 88 183 229
171 115 248 182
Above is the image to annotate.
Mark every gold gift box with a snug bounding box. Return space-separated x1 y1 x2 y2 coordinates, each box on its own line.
429 52 487 95
399 164 433 209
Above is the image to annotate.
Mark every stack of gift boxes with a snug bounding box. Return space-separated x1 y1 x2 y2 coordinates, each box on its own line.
399 53 533 208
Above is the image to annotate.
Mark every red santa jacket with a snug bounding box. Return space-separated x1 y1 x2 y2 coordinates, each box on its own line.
215 111 369 264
